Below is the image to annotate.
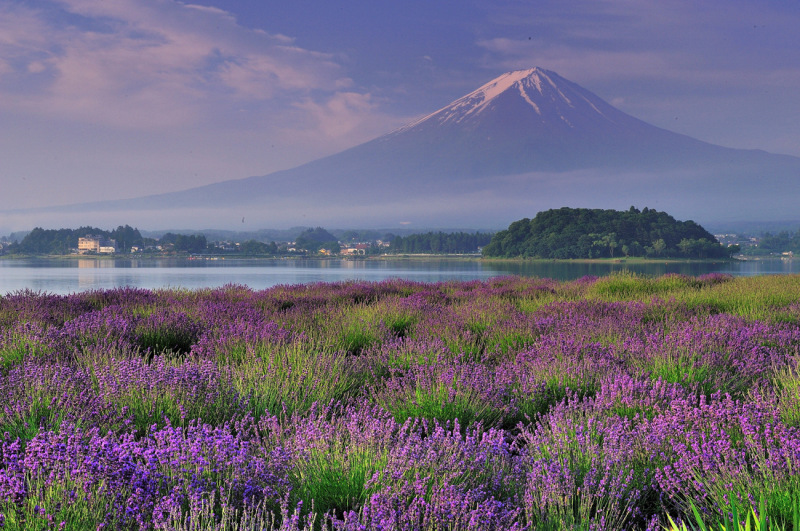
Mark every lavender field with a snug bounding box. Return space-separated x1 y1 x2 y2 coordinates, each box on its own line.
2 273 800 530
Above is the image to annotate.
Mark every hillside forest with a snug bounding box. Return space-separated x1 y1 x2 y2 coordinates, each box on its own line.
482 207 736 259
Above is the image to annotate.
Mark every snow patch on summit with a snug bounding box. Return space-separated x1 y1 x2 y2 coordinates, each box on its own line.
391 68 547 133
518 84 541 115
479 69 537 101
387 67 611 136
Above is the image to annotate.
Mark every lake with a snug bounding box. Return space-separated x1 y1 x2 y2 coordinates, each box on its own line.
1 257 798 295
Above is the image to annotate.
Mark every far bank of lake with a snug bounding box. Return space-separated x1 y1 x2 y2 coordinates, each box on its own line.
1 256 798 295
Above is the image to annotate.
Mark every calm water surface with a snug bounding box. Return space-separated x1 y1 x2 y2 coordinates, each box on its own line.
1 257 798 295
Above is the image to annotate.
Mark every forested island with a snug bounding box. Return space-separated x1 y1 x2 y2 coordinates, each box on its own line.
482 207 737 259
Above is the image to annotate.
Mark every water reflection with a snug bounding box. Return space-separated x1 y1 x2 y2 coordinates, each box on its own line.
1 257 798 295
485 260 734 280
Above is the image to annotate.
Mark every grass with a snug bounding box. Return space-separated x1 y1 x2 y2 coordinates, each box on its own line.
0 325 50 373
291 444 387 518
586 272 800 321
773 355 800 427
371 361 512 427
589 271 702 299
227 341 366 419
664 496 800 531
0 473 118 530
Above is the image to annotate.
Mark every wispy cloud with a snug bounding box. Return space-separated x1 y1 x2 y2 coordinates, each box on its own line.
478 0 800 85
0 0 412 213
0 0 357 130
280 91 409 156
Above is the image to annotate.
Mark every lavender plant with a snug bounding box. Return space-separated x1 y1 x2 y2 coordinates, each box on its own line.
1 275 800 529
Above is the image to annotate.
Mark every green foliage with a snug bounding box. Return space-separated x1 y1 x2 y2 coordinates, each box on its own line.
13 225 144 255
1 396 62 444
159 232 208 253
309 305 385 355
482 206 732 259
0 472 122 530
643 349 715 396
238 239 278 255
382 313 417 338
295 227 339 253
90 356 238 434
372 363 511 427
772 355 800 427
227 341 364 419
0 333 35 372
291 444 386 519
664 495 800 531
154 490 316 530
388 231 493 254
675 275 800 320
111 224 145 252
740 229 800 256
668 445 800 531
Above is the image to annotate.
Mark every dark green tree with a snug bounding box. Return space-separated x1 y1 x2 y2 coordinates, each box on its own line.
389 232 493 254
110 225 144 252
482 207 732 259
160 233 207 253
295 227 338 253
238 239 277 255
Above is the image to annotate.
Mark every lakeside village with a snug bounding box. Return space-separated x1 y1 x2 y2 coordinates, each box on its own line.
0 230 787 259
0 226 494 258
0 233 388 258
2 211 800 259
72 235 386 257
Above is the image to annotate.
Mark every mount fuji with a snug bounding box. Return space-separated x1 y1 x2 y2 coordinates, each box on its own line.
10 67 800 229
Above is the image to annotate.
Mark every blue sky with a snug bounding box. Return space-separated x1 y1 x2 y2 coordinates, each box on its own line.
1 0 799 212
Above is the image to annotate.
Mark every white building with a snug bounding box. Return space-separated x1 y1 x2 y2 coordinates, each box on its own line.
78 236 116 254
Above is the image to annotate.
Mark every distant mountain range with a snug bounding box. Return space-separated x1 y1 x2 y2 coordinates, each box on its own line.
7 67 800 229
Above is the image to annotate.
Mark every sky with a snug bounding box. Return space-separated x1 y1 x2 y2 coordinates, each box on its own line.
1 0 799 217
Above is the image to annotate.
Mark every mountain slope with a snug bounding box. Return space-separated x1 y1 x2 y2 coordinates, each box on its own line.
8 67 800 229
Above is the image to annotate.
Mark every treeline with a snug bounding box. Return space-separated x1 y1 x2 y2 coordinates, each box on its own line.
238 240 279 255
9 225 144 254
5 227 214 255
482 207 735 259
742 230 800 256
158 233 207 253
388 232 493 254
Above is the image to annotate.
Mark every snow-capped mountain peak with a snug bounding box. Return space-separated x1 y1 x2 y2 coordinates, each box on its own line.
391 67 610 135
27 66 800 229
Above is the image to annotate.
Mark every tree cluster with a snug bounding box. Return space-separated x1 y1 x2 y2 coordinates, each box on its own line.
336 229 386 243
295 227 340 253
388 232 493 254
740 230 800 256
482 207 733 259
158 233 208 253
238 240 279 255
11 225 144 255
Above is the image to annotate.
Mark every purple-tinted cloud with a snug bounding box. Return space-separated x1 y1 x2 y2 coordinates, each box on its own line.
0 0 354 129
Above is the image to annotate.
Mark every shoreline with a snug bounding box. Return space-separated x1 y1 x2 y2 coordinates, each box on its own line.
0 253 758 264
